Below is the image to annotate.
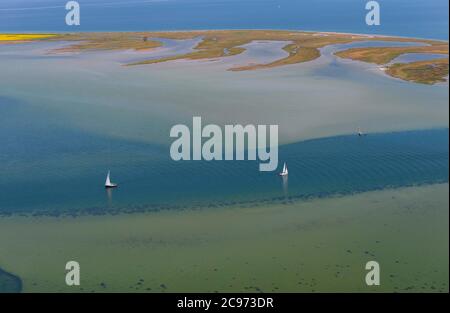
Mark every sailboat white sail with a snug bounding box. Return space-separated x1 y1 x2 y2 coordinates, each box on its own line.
105 170 118 188
279 162 288 176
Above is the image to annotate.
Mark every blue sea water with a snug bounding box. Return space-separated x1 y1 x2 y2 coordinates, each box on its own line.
0 98 448 216
0 0 448 40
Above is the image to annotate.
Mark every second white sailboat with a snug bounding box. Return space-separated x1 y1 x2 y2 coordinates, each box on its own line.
279 162 288 176
105 170 118 188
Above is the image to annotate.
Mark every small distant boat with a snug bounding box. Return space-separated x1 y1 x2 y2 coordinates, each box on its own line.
279 162 288 176
105 170 118 188
357 128 365 137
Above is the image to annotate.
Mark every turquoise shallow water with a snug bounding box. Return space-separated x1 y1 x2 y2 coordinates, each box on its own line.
0 106 447 216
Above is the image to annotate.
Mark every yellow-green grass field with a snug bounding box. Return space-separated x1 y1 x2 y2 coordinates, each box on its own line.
0 34 56 42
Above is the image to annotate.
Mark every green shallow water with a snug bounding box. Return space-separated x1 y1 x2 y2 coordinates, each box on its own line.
0 184 447 292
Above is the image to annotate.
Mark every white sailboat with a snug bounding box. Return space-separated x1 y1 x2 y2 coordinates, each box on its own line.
357 127 364 136
279 162 288 176
105 170 118 188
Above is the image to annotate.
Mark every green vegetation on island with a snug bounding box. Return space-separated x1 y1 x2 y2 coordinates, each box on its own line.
124 30 374 68
49 32 163 52
1 30 448 84
386 58 449 84
335 43 449 84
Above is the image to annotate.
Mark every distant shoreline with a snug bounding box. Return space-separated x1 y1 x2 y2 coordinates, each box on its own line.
0 28 448 42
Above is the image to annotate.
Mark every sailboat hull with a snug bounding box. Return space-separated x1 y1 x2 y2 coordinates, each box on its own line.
105 184 118 189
